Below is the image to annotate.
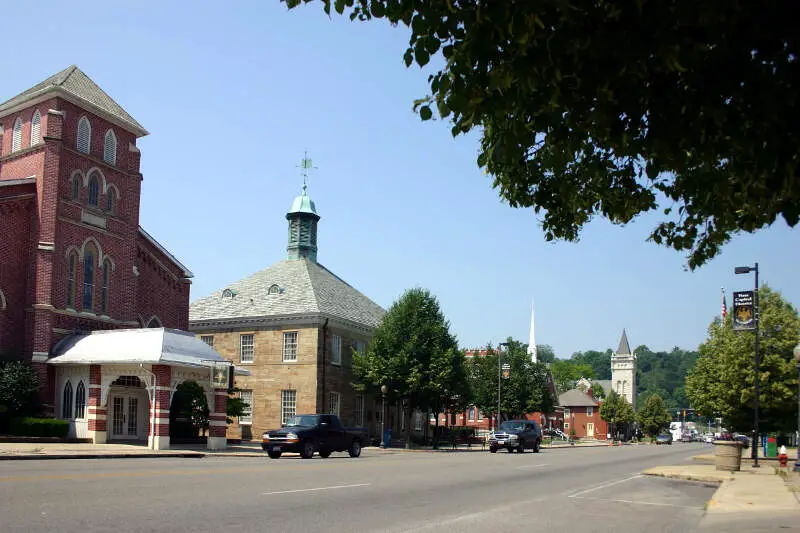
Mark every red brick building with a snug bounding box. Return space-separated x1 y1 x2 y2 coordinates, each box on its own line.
558 388 609 440
0 66 193 414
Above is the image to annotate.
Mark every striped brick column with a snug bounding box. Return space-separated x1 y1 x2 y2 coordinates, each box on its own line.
149 365 172 450
207 387 228 450
86 365 106 444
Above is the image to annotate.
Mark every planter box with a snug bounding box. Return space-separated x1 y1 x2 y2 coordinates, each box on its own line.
714 440 744 471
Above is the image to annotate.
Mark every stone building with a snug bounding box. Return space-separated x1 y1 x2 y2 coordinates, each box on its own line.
611 329 637 410
188 181 385 441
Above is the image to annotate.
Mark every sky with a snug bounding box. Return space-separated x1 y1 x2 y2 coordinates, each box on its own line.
3 1 798 358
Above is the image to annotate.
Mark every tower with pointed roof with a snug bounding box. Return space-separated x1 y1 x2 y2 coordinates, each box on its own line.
286 183 320 261
611 329 637 410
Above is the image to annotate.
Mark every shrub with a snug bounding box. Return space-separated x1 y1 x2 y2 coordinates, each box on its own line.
9 417 69 438
0 361 40 416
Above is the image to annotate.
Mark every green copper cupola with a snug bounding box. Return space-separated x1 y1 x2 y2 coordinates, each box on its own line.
286 155 320 261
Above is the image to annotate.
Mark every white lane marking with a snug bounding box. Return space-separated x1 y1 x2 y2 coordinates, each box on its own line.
567 475 643 498
263 483 370 495
570 495 703 510
515 463 550 470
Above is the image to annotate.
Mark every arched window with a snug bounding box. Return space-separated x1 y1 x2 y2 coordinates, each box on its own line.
62 381 73 419
87 173 100 206
100 259 111 314
74 381 86 419
82 247 96 310
268 284 280 295
11 117 23 152
106 190 115 213
103 129 117 165
147 316 162 328
77 116 91 153
66 251 78 308
30 110 42 145
71 176 81 200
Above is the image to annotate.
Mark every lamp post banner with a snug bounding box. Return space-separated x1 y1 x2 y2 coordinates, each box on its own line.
211 363 230 389
733 291 756 330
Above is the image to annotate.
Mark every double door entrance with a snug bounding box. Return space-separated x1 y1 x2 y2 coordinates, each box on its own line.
110 391 148 441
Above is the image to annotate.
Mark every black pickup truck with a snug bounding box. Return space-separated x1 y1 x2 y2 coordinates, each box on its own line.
261 414 367 459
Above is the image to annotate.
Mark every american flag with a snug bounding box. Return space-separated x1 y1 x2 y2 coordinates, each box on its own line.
721 288 727 320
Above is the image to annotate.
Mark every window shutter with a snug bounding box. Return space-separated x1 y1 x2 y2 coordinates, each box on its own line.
77 117 91 153
12 118 22 152
30 110 41 145
103 129 117 164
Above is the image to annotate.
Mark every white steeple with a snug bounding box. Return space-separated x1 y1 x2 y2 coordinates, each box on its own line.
527 299 537 363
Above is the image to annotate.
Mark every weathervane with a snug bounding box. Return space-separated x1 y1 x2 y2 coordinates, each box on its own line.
297 151 317 194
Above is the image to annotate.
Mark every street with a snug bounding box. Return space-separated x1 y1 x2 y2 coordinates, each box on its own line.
0 444 714 533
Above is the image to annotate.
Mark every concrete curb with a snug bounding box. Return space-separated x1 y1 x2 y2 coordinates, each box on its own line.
641 467 730 484
0 452 205 461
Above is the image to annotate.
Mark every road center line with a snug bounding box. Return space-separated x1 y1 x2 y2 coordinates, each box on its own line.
515 463 550 470
567 475 643 498
262 483 370 495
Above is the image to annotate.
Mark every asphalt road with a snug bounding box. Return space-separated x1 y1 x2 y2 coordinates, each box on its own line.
0 443 715 533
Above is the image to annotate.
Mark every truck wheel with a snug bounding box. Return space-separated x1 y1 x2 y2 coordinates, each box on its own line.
489 446 498 453
319 450 332 458
348 440 362 458
517 440 525 454
300 440 315 459
267 451 282 459
533 439 541 453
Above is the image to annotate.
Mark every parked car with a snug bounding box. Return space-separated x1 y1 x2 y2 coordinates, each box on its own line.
680 432 694 443
261 414 367 459
703 433 715 443
488 420 542 453
655 433 673 445
733 435 750 448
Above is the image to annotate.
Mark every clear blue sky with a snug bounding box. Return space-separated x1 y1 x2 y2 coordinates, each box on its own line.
4 1 798 358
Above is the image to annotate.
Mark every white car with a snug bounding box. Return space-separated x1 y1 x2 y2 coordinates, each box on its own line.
703 434 715 443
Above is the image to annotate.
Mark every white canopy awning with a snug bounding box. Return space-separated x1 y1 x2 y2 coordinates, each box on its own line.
48 327 230 369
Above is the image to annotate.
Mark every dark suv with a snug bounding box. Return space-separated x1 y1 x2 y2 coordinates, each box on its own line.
488 420 542 453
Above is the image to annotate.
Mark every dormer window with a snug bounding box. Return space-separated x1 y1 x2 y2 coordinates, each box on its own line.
103 129 117 165
222 288 237 299
268 284 280 295
77 116 91 154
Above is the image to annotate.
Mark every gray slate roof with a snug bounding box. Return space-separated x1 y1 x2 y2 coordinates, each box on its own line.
189 258 385 328
591 380 613 394
616 329 631 355
558 388 599 407
0 65 147 136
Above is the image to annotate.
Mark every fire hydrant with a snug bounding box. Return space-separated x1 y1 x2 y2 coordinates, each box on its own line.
778 445 788 468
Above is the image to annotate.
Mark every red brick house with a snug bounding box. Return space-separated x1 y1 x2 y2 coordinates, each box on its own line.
558 388 609 440
0 66 217 448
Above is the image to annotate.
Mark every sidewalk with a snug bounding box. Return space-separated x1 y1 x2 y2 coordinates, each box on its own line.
644 452 800 531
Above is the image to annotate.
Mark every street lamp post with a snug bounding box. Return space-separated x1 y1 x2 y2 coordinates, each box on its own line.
794 342 800 472
735 262 760 468
498 342 510 430
380 384 388 448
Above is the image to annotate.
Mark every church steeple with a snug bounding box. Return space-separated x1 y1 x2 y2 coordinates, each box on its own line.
616 329 631 355
286 154 320 262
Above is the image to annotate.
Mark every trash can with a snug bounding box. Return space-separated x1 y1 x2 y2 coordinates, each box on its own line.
383 429 391 448
765 436 777 458
714 440 744 471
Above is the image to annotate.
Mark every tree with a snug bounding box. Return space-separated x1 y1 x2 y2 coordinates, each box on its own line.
353 287 458 448
427 347 471 448
636 394 672 437
599 390 634 439
170 381 209 438
468 339 555 423
591 383 606 401
284 0 800 269
571 350 612 381
686 286 799 434
0 361 40 416
226 387 249 425
535 344 556 364
550 359 594 394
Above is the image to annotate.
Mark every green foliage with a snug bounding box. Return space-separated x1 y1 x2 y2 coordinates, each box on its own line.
635 346 698 409
353 287 459 447
570 350 612 380
599 390 635 437
535 345 556 364
636 394 672 437
591 383 606 400
686 286 799 434
284 0 800 268
226 387 249 425
9 417 69 438
0 361 40 417
468 339 555 420
551 359 594 394
170 381 210 437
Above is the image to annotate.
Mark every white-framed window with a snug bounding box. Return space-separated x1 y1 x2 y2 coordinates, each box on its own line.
328 391 341 417
239 334 254 363
414 411 423 431
478 409 484 420
200 335 214 347
354 340 366 355
77 116 91 153
282 331 298 362
62 381 73 419
564 408 571 418
354 394 364 426
74 381 86 419
564 422 570 429
331 334 342 365
239 390 253 425
468 407 476 421
103 129 117 164
281 390 296 424
12 117 23 152
30 110 41 145
587 406 593 417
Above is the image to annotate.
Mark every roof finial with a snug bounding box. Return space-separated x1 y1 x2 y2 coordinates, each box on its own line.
298 151 317 195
